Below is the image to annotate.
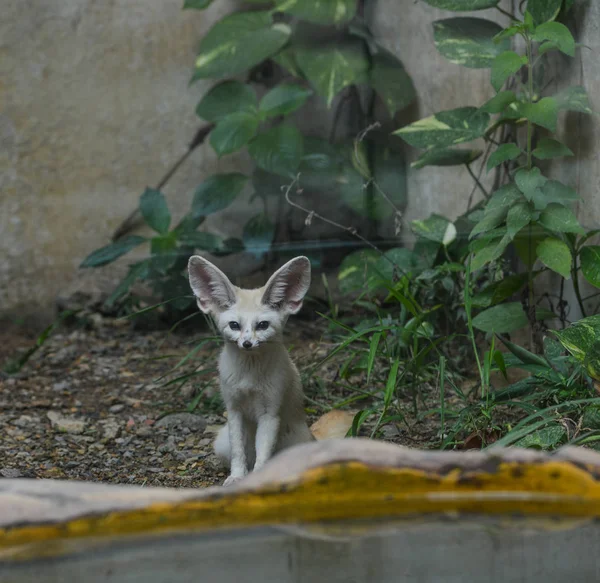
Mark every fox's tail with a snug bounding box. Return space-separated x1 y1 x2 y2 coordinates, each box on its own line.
310 410 355 440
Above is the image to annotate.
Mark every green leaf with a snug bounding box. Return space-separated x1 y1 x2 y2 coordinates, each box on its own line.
433 17 509 69
472 273 530 308
248 124 304 177
481 90 516 114
533 137 574 160
412 148 482 169
80 236 147 268
296 41 369 108
259 82 313 118
196 81 257 122
555 86 593 114
553 314 600 379
493 24 525 43
513 225 546 267
527 0 562 24
243 214 275 258
470 206 508 239
194 11 290 79
105 260 151 307
183 0 213 8
394 107 490 149
491 51 527 91
272 48 303 78
411 214 457 245
177 231 226 254
486 143 522 171
520 97 558 132
470 233 510 271
473 302 528 333
485 183 523 213
274 0 357 25
210 111 259 156
140 188 171 234
191 173 249 217
506 202 533 238
338 250 380 294
532 21 575 57
498 334 549 367
423 0 499 9
150 234 179 274
538 180 579 205
537 237 572 278
370 49 416 116
515 425 566 450
515 167 547 200
581 246 600 289
539 203 584 234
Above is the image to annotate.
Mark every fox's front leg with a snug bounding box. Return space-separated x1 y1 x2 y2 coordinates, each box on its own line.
223 409 248 486
253 414 280 471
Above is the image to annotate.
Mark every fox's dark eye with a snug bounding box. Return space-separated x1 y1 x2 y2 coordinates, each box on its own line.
256 321 269 330
229 321 240 330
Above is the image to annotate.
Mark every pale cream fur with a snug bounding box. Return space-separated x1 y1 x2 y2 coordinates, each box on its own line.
188 255 317 486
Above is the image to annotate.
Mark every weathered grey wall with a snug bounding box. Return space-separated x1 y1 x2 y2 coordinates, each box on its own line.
1 0 599 322
0 0 257 322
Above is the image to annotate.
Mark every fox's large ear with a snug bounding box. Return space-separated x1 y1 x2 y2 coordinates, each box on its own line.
261 256 311 314
188 255 237 314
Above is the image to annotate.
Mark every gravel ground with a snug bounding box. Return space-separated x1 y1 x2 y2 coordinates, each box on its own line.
0 316 229 488
0 310 452 489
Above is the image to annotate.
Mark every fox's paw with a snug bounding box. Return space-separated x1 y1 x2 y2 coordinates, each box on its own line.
223 475 244 487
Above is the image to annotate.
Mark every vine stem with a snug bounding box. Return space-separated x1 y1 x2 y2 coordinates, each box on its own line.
495 5 518 20
525 35 536 350
572 258 588 318
466 164 490 200
283 174 407 276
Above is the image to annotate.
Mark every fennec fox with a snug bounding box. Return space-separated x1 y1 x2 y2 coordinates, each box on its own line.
188 255 352 486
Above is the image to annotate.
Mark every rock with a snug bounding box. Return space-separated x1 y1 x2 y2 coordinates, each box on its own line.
381 425 401 438
158 435 177 454
100 418 120 441
47 411 86 435
109 404 125 414
154 413 206 433
0 468 22 478
52 380 70 392
12 415 37 427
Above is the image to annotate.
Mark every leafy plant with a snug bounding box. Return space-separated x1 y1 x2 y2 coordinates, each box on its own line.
81 180 245 315
82 0 417 314
395 0 597 341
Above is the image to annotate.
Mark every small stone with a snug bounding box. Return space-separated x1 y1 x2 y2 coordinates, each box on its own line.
381 425 400 438
1 468 22 478
47 411 86 435
154 413 206 433
100 419 120 441
158 435 177 453
109 404 125 414
52 381 70 392
13 415 36 427
136 427 152 437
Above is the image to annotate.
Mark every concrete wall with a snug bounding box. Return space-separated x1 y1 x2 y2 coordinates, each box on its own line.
1 0 599 322
0 0 255 322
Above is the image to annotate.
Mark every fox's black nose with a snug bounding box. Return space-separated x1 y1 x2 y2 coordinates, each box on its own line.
242 341 252 350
